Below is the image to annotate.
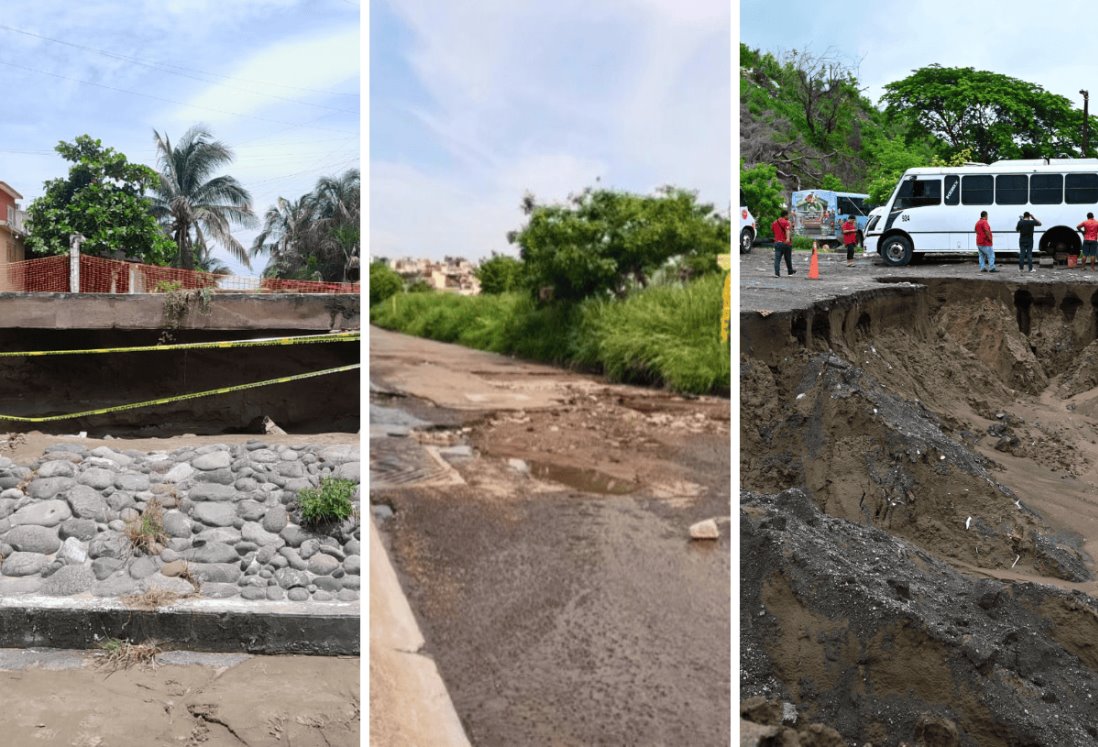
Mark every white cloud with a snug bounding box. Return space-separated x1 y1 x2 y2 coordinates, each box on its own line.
165 26 360 128
373 0 730 259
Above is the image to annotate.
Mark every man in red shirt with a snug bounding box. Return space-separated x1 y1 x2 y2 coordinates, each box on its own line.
771 209 795 278
841 215 858 266
975 211 996 273
1078 212 1098 270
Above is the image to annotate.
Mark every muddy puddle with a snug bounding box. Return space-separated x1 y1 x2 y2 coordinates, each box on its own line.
741 276 1098 745
526 461 638 495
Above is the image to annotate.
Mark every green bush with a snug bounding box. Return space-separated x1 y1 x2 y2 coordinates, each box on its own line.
370 261 403 305
298 478 357 525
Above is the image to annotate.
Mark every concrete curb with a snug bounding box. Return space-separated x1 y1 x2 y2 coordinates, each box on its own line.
0 595 359 655
370 517 470 746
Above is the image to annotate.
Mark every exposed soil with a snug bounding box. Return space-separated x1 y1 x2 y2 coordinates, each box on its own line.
0 650 359 746
741 264 1098 745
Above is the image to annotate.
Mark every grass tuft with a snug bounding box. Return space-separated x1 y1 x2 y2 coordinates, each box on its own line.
94 638 161 672
123 498 168 555
298 478 357 526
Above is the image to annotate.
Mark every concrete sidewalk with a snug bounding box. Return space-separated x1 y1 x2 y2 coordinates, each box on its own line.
370 517 470 746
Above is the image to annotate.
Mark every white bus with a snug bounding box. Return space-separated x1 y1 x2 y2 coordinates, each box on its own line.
865 159 1098 266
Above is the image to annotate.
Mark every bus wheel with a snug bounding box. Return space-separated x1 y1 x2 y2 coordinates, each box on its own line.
881 235 913 266
739 228 754 255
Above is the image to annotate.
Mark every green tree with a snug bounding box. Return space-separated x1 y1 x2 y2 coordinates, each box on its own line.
881 65 1089 163
740 161 786 238
510 186 729 301
24 135 175 263
369 261 402 305
475 252 524 294
251 195 318 279
252 169 360 282
151 125 256 270
862 132 939 205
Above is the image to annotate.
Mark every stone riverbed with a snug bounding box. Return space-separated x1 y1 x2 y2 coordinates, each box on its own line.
0 441 360 603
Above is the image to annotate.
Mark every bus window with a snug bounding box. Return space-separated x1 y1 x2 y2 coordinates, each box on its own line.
1066 173 1098 204
945 175 960 205
837 196 867 216
895 178 941 209
995 174 1027 205
962 175 993 205
1031 173 1063 204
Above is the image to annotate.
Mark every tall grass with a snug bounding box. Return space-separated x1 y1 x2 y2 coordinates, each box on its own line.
370 275 730 396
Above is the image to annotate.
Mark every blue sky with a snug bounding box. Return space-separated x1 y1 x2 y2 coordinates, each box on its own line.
741 0 1097 110
370 0 731 262
1 0 360 276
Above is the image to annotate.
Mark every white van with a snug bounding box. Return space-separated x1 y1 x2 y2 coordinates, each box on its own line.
739 205 756 254
865 159 1098 266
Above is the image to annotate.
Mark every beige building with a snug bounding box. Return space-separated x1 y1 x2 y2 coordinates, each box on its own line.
0 181 27 268
390 255 481 295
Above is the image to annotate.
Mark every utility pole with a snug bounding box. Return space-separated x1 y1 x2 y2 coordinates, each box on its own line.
1082 90 1090 157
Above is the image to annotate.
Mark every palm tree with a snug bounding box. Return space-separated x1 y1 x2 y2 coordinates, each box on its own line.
312 168 360 282
151 125 256 271
250 194 318 278
252 168 360 282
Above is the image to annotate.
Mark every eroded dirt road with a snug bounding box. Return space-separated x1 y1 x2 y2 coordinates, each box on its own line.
740 249 1098 744
370 327 731 745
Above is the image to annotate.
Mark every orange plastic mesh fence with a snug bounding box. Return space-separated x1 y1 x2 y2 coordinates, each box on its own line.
1 255 69 293
1 255 359 294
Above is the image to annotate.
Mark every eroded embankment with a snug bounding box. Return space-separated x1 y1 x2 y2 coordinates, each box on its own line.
741 277 1098 745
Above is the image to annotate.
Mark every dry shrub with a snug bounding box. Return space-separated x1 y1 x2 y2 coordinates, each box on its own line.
124 498 168 555
94 638 161 672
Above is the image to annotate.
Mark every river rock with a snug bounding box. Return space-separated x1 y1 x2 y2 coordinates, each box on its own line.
313 575 342 592
91 557 124 580
163 463 195 483
88 532 128 560
280 524 311 547
193 451 231 471
115 473 150 492
335 462 360 482
128 555 159 579
191 563 241 584
261 505 288 534
274 568 309 589
89 447 132 466
344 555 361 575
59 518 98 541
162 510 192 538
37 460 76 478
689 519 720 540
29 477 76 500
237 501 266 522
2 551 49 576
76 468 114 490
42 565 95 595
188 484 236 502
279 547 307 571
59 536 88 564
66 485 109 522
10 500 71 527
143 574 194 596
186 543 239 564
241 522 283 547
319 445 357 465
194 468 235 485
192 502 236 527
5 524 61 554
307 553 340 576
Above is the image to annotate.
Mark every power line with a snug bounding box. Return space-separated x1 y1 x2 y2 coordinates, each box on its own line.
0 22 359 100
0 59 358 135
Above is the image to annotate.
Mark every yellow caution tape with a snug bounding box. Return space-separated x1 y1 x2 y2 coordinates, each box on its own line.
0 331 360 357
0 363 360 423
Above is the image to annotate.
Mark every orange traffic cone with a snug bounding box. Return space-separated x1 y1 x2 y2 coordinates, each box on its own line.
808 241 820 280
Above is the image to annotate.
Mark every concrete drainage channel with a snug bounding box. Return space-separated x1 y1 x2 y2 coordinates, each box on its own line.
0 439 360 655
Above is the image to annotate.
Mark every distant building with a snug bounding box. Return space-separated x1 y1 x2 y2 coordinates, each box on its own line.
388 255 481 295
0 181 27 267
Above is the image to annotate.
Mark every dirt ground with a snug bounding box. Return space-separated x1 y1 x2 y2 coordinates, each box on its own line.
0 650 359 746
739 250 1098 744
370 328 731 745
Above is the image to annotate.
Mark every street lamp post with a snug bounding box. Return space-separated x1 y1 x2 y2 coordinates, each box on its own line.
1082 90 1090 157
